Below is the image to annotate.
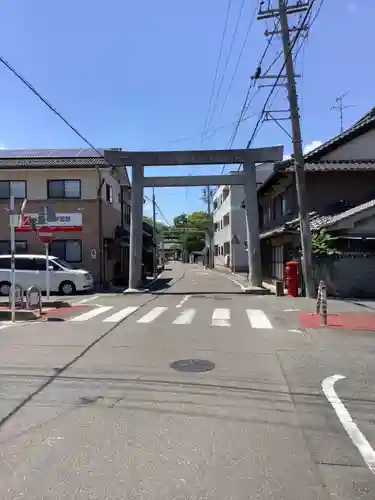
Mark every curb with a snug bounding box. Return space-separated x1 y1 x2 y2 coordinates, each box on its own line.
0 309 40 321
208 267 274 295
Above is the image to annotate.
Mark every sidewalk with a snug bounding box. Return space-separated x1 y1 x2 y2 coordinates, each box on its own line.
213 263 280 294
212 263 375 316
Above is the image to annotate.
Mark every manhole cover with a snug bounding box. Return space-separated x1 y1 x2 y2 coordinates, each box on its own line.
170 359 215 373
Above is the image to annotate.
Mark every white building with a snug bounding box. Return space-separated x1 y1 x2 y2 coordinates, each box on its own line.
212 164 274 272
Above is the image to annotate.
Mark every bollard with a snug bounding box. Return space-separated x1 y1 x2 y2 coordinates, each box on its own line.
315 281 327 327
316 280 322 314
320 282 327 327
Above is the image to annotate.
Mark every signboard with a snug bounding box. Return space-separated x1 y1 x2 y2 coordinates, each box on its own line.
26 286 42 312
16 212 83 233
8 284 24 309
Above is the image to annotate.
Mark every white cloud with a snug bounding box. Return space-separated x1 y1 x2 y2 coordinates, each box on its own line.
303 140 323 154
282 140 323 160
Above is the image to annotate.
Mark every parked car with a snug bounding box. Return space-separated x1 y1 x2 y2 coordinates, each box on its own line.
0 254 94 296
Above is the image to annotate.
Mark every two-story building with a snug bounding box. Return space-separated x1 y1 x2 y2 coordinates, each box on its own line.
258 106 375 285
0 148 131 287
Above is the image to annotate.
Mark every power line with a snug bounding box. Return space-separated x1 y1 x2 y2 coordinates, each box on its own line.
201 0 233 145
144 194 171 227
245 0 316 150
0 54 120 199
225 33 280 152
204 0 246 134
217 1 260 120
0 55 104 160
219 29 279 174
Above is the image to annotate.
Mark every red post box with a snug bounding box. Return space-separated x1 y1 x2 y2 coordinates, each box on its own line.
284 261 299 297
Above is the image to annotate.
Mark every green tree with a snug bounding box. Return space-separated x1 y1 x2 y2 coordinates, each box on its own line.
187 211 212 230
311 229 341 257
173 213 188 227
143 216 168 232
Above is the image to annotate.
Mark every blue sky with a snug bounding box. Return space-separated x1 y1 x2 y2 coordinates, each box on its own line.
0 0 373 224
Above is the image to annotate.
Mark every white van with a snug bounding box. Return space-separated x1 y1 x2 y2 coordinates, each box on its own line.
0 254 94 296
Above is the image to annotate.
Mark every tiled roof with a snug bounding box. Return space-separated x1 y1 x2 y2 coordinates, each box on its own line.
260 198 375 239
0 157 110 168
283 159 375 173
303 107 375 161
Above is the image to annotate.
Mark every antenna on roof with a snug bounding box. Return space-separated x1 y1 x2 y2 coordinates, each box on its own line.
331 92 358 134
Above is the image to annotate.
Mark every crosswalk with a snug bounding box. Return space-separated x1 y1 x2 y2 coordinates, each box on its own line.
69 305 274 329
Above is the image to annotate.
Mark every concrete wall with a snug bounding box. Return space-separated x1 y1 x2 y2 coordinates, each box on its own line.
213 186 232 267
315 256 375 298
230 185 248 271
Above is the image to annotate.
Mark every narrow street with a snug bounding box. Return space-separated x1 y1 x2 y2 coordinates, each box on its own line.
0 262 374 499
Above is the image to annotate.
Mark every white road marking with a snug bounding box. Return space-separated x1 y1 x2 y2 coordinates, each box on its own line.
322 374 375 474
246 309 273 329
137 307 168 324
284 308 300 312
69 305 114 322
72 295 99 305
0 323 19 330
173 308 196 325
176 295 191 308
288 329 303 333
211 308 230 327
103 306 139 323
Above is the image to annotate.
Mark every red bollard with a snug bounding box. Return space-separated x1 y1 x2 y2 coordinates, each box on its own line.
284 261 299 297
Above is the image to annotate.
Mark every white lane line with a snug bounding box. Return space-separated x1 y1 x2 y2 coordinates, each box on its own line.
176 295 191 308
211 308 230 327
137 307 168 324
72 295 99 305
173 309 196 325
284 308 300 312
102 306 139 323
246 309 273 329
69 305 114 322
322 375 375 474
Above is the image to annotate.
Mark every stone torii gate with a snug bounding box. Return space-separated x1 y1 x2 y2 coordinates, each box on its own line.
104 146 283 291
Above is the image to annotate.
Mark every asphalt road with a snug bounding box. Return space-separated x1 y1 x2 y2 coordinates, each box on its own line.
0 261 374 499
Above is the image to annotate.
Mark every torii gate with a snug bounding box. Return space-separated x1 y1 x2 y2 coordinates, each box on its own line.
104 147 283 291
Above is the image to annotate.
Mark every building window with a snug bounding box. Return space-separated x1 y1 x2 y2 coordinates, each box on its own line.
0 181 26 199
47 180 81 199
106 183 113 203
0 240 27 254
50 239 82 263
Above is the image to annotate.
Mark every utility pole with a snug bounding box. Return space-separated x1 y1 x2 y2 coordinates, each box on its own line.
331 92 357 134
257 0 315 298
203 186 214 269
152 187 157 276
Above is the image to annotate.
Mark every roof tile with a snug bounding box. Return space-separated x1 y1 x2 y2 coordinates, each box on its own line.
0 157 109 168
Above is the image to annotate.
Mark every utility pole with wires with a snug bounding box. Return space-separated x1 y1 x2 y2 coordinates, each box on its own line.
201 186 214 268
257 0 316 298
331 92 357 134
152 188 158 276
